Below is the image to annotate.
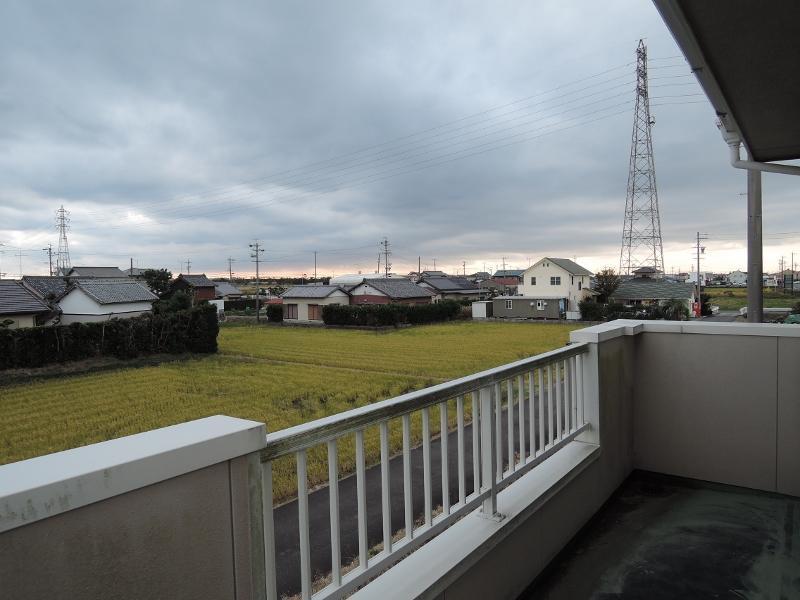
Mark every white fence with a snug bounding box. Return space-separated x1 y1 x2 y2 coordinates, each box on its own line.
259 342 590 599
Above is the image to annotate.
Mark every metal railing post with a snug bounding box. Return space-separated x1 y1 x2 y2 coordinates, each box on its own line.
479 384 502 519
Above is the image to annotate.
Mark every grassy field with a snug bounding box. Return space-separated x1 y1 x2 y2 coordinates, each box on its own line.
704 286 797 311
0 321 579 499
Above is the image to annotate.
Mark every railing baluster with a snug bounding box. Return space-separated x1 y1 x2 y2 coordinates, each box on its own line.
572 355 579 429
564 358 572 434
327 440 341 587
547 364 555 447
380 421 392 554
440 402 450 515
297 450 312 600
355 430 368 568
577 353 585 425
555 362 563 442
538 368 545 455
422 407 432 527
528 371 535 461
506 379 514 473
518 374 525 462
471 392 480 495
480 384 498 516
261 461 278 600
402 414 413 540
494 383 502 478
457 395 466 505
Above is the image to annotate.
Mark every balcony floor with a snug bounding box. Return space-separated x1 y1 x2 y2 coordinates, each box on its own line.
521 471 800 599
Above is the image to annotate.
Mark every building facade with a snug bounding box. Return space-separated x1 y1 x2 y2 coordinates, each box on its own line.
281 285 350 322
518 258 593 313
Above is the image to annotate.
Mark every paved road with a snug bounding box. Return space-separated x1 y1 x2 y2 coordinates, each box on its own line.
701 311 740 322
273 402 547 597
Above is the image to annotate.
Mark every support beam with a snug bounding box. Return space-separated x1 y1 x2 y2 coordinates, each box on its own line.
747 168 763 323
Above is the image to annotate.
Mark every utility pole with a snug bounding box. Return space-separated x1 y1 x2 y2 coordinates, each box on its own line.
43 244 54 276
227 257 236 282
381 237 391 278
463 261 466 276
792 252 796 296
250 241 264 322
418 256 421 276
186 259 191 275
15 248 27 279
695 232 708 317
433 258 437 271
313 251 317 281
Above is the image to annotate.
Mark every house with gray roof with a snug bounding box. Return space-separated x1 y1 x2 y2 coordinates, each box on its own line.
281 285 350 322
170 274 217 302
58 280 158 325
350 278 433 306
0 281 50 329
66 266 128 278
21 276 70 304
518 257 595 317
214 281 243 299
610 279 696 313
418 276 482 302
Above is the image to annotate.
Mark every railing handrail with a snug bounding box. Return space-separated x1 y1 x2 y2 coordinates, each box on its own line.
261 342 588 461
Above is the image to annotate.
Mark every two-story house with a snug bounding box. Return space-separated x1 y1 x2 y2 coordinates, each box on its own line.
517 257 592 318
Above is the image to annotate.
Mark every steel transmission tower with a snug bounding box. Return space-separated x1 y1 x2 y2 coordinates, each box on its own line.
55 205 72 275
620 40 665 276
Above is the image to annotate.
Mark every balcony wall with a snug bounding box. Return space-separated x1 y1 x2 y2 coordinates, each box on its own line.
0 416 267 600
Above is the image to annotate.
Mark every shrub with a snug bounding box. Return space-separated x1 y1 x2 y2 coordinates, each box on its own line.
578 300 604 321
0 304 218 371
266 304 284 322
321 300 461 327
700 293 713 316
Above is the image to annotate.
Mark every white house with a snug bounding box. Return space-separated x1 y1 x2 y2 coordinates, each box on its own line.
281 285 350 322
727 270 747 286
57 280 158 324
0 281 50 329
517 258 594 315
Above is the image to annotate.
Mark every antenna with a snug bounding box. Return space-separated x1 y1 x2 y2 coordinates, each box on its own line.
620 40 665 276
55 205 72 275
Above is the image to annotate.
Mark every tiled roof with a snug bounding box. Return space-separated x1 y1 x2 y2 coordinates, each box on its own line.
21 276 69 300
421 277 480 292
124 267 157 276
67 266 128 278
544 258 593 277
282 285 348 299
493 269 524 277
214 281 243 296
73 280 158 305
178 274 215 288
0 281 50 315
611 280 695 301
358 278 434 299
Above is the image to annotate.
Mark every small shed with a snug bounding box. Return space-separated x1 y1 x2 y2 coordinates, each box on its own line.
492 296 562 320
58 280 158 324
170 274 217 302
471 301 493 319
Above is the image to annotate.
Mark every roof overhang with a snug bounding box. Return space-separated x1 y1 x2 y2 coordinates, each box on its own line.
653 0 800 162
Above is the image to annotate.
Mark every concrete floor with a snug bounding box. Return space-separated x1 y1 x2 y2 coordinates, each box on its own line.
520 471 800 600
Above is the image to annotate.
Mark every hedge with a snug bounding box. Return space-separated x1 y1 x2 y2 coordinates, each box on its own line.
0 303 219 371
322 301 462 327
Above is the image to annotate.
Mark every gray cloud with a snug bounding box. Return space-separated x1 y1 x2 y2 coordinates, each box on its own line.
1 0 797 279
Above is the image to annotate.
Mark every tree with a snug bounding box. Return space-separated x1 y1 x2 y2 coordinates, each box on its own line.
594 267 621 303
662 298 689 321
142 269 172 296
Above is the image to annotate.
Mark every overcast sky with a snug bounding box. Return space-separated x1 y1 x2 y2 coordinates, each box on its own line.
1 1 798 279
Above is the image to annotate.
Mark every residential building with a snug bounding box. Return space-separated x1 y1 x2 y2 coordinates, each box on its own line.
610 278 696 312
728 270 747 286
169 274 217 302
349 278 434 305
0 280 50 329
57 280 158 324
123 267 158 279
631 266 661 279
491 269 524 287
281 285 349 322
329 272 399 286
21 275 69 305
518 257 593 313
66 266 128 278
418 276 482 302
214 281 243 300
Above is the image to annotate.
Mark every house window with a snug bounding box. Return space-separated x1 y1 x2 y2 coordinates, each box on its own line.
536 300 545 311
286 304 298 319
308 304 321 321
550 276 561 285
505 300 513 310
530 277 536 285
578 281 582 290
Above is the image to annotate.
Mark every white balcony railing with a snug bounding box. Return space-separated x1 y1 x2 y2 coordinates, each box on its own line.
259 342 590 600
